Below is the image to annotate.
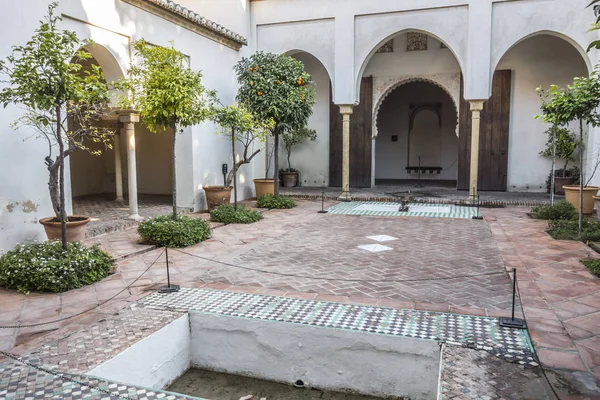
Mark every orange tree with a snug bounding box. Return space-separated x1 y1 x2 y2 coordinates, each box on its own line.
234 52 315 197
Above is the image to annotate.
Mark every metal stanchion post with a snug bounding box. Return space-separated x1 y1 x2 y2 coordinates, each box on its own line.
472 194 483 220
499 268 526 329
159 247 180 293
318 191 328 214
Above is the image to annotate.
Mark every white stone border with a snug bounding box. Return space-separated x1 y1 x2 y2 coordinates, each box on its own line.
372 73 461 138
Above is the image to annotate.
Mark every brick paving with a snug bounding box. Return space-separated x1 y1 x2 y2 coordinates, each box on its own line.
487 207 600 396
1 199 600 397
72 193 174 238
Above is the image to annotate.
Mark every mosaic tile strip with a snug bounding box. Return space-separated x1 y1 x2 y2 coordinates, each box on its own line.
138 288 537 367
0 360 203 400
326 201 478 219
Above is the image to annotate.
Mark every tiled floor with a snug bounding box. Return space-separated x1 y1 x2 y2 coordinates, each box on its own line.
487 207 600 395
1 200 600 397
326 201 478 219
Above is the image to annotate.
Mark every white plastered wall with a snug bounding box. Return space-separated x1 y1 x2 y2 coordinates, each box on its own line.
283 52 330 188
497 35 588 192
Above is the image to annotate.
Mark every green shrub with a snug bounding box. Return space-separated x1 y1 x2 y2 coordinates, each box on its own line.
531 201 577 220
256 194 296 209
0 241 114 294
581 259 600 277
210 204 264 224
547 219 600 242
138 214 212 248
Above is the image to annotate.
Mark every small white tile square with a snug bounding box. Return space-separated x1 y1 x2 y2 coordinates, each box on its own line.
357 244 393 253
366 235 398 242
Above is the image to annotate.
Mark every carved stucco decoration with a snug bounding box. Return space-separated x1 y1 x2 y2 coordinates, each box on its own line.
376 39 394 53
406 32 428 51
372 73 461 138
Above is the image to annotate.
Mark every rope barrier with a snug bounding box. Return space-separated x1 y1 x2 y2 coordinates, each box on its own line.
172 248 507 283
0 249 165 329
0 349 134 399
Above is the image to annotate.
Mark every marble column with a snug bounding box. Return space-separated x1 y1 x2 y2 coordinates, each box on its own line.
114 128 124 202
119 112 141 220
338 105 354 201
468 100 486 200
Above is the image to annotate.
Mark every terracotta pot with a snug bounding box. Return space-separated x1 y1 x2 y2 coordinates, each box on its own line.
253 179 274 198
204 186 232 211
281 172 299 188
594 196 600 222
39 215 91 242
563 185 600 215
554 176 574 195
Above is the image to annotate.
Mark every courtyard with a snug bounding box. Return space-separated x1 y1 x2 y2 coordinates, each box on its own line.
1 199 599 399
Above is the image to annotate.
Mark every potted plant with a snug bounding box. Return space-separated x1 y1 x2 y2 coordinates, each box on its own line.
234 51 315 198
211 102 270 210
254 138 276 197
280 126 317 187
0 3 114 246
117 39 213 219
538 71 600 233
540 126 578 195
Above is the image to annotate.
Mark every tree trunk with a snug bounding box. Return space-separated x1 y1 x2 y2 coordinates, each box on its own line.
579 118 584 236
172 122 178 219
287 146 292 171
273 127 280 197
232 127 238 210
48 163 60 219
56 106 67 250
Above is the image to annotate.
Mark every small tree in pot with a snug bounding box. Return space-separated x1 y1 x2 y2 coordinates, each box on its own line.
0 2 114 249
538 70 600 234
211 103 271 210
234 51 315 198
117 39 213 219
280 126 317 187
539 126 579 195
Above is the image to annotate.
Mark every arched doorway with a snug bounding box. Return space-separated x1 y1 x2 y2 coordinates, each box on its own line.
69 45 173 217
490 33 589 192
287 50 331 187
375 81 458 185
353 31 463 188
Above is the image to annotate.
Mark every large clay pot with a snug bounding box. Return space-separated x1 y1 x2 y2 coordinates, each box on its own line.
281 172 299 188
253 179 274 198
554 176 574 195
204 186 232 211
39 215 91 242
594 196 600 222
564 185 600 215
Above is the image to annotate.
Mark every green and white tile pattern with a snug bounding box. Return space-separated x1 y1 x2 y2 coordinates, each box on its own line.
327 201 479 219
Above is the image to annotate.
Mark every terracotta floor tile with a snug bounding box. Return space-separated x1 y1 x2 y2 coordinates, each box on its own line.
536 348 588 371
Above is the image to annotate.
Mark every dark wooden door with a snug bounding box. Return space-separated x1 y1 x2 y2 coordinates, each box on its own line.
458 70 511 191
329 77 373 188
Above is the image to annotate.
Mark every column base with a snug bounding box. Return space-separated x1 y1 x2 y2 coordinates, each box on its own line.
338 192 352 202
116 196 124 202
128 213 143 221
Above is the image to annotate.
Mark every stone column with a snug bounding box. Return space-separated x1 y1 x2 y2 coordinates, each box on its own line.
119 112 142 220
338 105 354 201
114 128 124 202
468 100 486 200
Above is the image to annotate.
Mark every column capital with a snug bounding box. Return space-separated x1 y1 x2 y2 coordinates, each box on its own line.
338 104 354 115
469 100 486 112
118 111 140 123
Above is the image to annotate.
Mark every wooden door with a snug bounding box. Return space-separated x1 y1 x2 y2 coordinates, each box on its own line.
329 77 373 188
458 70 511 191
